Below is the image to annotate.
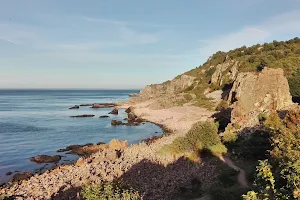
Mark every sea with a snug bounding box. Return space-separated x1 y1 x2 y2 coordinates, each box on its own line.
0 89 162 184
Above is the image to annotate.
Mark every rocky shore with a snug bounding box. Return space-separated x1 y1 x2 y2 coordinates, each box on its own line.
0 100 215 200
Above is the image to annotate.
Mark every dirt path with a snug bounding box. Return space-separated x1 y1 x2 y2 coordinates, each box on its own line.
219 155 249 188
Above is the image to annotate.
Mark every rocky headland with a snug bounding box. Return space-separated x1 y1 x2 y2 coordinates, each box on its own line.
1 38 300 200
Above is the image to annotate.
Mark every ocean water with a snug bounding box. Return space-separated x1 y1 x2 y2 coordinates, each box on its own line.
0 90 162 183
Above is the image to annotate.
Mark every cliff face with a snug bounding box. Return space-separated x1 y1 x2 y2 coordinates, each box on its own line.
139 75 196 99
228 68 293 126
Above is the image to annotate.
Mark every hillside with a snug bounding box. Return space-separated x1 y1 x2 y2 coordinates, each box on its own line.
133 37 300 110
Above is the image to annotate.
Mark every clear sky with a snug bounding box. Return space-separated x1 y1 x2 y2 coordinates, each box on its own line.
0 0 300 89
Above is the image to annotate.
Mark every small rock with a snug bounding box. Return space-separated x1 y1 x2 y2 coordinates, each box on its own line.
69 105 79 109
128 112 137 121
108 108 118 115
109 139 128 151
99 115 110 118
5 171 13 176
30 155 61 163
125 106 133 113
70 114 95 118
111 120 122 126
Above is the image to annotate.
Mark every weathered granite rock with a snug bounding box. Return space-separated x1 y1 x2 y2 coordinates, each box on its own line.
228 68 293 126
70 114 95 118
69 105 79 109
30 155 61 163
108 108 118 115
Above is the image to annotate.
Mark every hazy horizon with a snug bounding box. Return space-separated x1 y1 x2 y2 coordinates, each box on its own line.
1 0 300 89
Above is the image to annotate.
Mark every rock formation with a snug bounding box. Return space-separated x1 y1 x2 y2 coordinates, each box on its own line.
228 68 293 127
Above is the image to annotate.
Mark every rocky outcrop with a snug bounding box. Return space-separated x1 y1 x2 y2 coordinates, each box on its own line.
111 120 123 126
139 75 196 99
12 172 32 182
211 60 239 85
228 68 293 126
30 155 61 163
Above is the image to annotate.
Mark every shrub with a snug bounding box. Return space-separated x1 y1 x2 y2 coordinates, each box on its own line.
216 100 229 111
222 130 238 143
160 121 227 158
81 182 142 200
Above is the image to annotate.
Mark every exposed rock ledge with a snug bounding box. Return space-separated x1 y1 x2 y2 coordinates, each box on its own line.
0 102 215 200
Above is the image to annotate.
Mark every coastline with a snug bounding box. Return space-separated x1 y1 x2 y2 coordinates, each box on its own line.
1 99 216 200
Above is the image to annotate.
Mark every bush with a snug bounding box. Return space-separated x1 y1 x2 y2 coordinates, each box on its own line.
216 100 229 111
81 182 142 200
222 130 238 143
160 121 227 158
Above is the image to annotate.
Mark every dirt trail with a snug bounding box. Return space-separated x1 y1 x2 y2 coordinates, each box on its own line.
219 155 249 188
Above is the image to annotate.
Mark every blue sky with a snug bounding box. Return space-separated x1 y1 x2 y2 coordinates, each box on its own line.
0 0 300 89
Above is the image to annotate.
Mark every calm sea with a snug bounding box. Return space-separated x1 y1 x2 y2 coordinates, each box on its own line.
0 89 162 183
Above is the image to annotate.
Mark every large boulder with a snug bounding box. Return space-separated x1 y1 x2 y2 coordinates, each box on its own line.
228 68 293 126
108 139 128 151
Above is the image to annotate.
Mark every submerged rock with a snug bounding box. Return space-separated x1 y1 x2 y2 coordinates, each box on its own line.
70 114 95 118
91 103 116 108
80 104 93 106
108 108 119 115
30 155 61 163
69 105 79 109
99 115 110 118
111 120 122 126
5 171 12 176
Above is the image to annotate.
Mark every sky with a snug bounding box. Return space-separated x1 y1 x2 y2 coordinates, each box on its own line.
0 0 300 89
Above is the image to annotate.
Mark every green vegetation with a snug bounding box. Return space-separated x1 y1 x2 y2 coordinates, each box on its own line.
81 182 143 200
183 37 300 97
222 130 238 144
159 121 227 159
243 109 300 200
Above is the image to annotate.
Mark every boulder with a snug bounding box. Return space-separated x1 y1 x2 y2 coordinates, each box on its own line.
69 105 79 109
228 68 293 127
108 139 128 151
58 143 106 156
30 155 61 163
129 93 139 97
111 120 122 126
125 106 134 113
108 108 118 115
128 112 137 121
70 114 95 118
99 115 110 118
12 172 32 182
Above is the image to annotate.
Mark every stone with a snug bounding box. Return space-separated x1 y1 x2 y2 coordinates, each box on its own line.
108 139 128 151
228 68 293 126
30 155 61 163
69 105 79 109
111 120 122 126
127 112 137 121
12 172 32 182
99 115 110 118
125 106 134 113
108 108 118 115
70 114 95 118
5 171 12 176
